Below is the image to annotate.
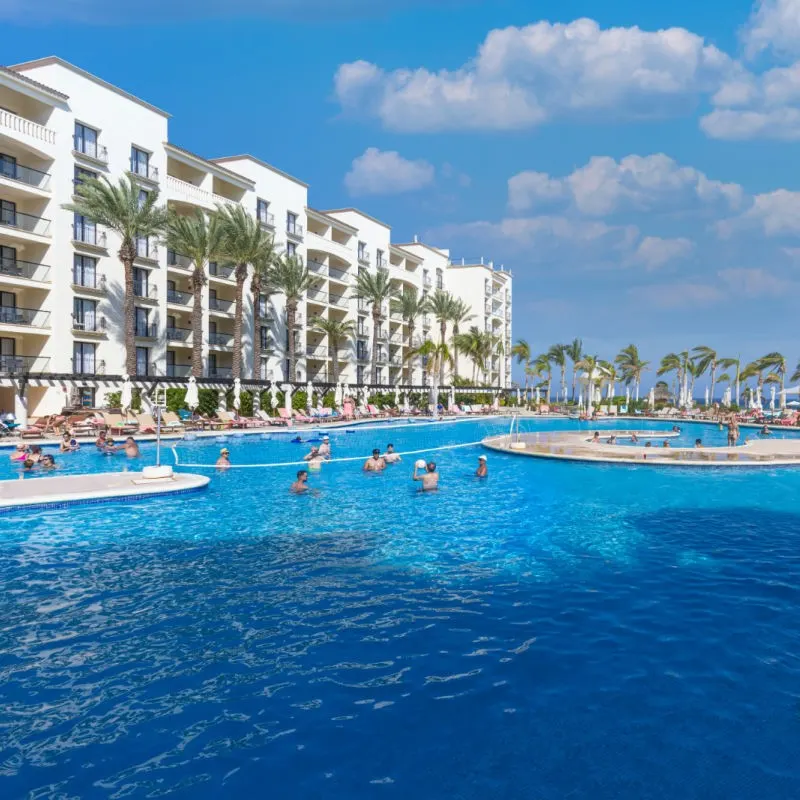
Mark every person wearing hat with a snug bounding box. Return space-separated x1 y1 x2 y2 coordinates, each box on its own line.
383 443 401 464
476 455 488 478
318 435 331 459
215 447 231 470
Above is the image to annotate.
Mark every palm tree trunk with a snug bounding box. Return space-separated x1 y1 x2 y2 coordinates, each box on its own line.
452 325 459 383
439 320 446 386
408 320 416 383
561 365 566 401
232 262 247 380
331 336 339 385
373 310 381 384
252 282 261 380
710 363 716 406
287 301 296 381
191 271 203 377
121 247 136 376
571 369 577 402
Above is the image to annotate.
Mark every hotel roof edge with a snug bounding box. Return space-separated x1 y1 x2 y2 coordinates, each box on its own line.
10 56 170 117
322 208 391 230
0 64 68 101
395 241 450 258
212 154 309 188
306 207 359 234
165 143 254 188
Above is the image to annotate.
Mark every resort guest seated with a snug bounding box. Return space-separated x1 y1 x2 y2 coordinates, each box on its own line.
476 455 488 478
10 444 28 461
290 470 309 493
363 449 386 472
383 443 401 464
694 439 703 448
591 432 601 443
216 448 231 469
60 433 80 453
41 454 57 470
318 435 331 458
95 430 108 449
413 460 439 492
663 440 671 448
119 436 140 458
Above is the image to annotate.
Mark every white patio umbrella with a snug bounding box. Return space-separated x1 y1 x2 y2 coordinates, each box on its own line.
577 389 583 408
704 386 710 407
492 393 500 410
185 376 199 411
428 383 437 414
342 381 350 400
268 381 279 410
402 391 410 414
282 383 294 417
755 385 762 410
394 384 400 407
306 381 314 411
334 382 343 408
516 387 521 404
625 386 630 406
233 377 241 411
723 386 731 406
770 385 776 411
120 374 133 413
648 387 655 408
448 385 456 411
534 387 540 404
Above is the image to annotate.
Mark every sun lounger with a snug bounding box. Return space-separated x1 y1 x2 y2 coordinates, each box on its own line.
292 410 315 424
99 411 138 435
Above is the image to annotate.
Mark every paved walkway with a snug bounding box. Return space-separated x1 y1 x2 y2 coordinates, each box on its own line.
0 471 210 511
483 430 800 467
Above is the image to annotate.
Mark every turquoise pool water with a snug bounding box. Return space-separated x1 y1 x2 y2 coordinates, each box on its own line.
2 417 800 798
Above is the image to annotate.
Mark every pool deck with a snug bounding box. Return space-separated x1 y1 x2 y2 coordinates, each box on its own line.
0 470 210 512
483 430 800 467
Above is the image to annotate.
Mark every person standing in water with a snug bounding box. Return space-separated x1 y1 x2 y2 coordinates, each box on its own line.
291 470 309 493
363 449 386 472
413 461 439 491
476 455 488 478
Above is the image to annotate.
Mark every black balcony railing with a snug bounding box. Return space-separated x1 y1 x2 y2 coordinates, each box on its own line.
0 209 51 236
1 160 51 190
1 256 50 282
73 136 108 163
167 289 191 305
208 297 233 313
208 332 233 346
208 262 234 280
166 364 191 377
166 327 192 341
207 366 233 378
0 306 50 327
134 322 158 338
167 250 192 269
0 354 49 375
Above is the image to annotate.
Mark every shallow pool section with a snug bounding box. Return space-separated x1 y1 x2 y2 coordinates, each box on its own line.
2 417 800 798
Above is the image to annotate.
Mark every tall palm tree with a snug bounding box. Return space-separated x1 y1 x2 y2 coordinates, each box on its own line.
511 338 532 397
310 317 355 384
718 356 742 406
692 346 719 406
267 254 313 382
391 289 428 383
355 268 394 384
407 339 453 384
761 352 787 407
599 359 617 400
533 353 553 400
742 357 769 407
448 297 473 382
165 209 223 378
658 351 690 405
575 354 601 410
250 239 278 379
216 204 273 379
615 344 649 401
453 327 482 383
64 175 168 375
565 338 583 401
426 289 456 385
548 344 567 402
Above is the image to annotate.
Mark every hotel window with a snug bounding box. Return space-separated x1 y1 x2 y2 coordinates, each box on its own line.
258 294 268 316
73 297 97 331
286 212 298 235
1 199 16 226
130 146 150 178
73 165 97 190
0 152 17 181
133 267 149 297
135 346 150 375
436 269 443 289
358 241 367 261
135 307 150 336
166 350 176 375
260 326 269 350
0 245 16 272
286 241 297 257
356 365 365 384
356 341 367 360
78 387 96 407
376 249 385 268
209 353 218 374
74 123 98 158
256 198 271 224
0 337 15 372
73 341 96 374
73 213 96 244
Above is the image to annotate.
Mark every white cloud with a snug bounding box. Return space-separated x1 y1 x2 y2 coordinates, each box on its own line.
507 155 744 216
627 282 724 308
630 236 694 270
344 147 435 196
716 189 800 237
717 267 798 296
334 18 734 132
742 0 800 58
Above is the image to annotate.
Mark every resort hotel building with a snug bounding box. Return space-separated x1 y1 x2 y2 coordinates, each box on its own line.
0 57 512 419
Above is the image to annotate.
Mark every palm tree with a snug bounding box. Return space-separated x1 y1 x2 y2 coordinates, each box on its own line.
267 254 313 382
565 338 583 401
742 357 769 407
448 298 473 382
761 352 788 407
310 317 355 384
215 204 274 379
575 354 601 411
426 289 456 385
165 209 223 378
599 359 617 400
453 326 483 383
548 344 567 402
391 289 428 383
792 359 800 384
692 346 719 406
658 351 690 405
250 239 279 379
355 268 394 384
511 339 532 397
615 344 649 402
407 339 453 384
718 356 742 406
533 353 553 400
64 175 168 375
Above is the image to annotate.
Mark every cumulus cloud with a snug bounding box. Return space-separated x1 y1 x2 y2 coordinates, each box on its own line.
716 189 800 237
627 282 724 309
507 155 744 216
344 147 435 196
334 18 734 132
717 267 797 296
629 237 694 270
742 0 800 58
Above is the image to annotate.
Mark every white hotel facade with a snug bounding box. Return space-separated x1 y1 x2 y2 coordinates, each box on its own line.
0 57 512 418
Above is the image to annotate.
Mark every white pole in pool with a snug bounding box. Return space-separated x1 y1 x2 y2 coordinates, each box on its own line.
155 404 162 468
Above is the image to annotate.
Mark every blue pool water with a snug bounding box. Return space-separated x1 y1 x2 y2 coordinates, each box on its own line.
2 417 800 798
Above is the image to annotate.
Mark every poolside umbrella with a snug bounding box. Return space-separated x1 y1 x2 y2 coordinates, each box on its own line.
648 387 655 407
449 386 456 411
403 391 410 414
705 386 710 407
535 387 540 405
342 381 350 400
755 385 762 410
577 389 583 408
185 376 199 411
120 375 133 414
394 384 400 407
282 383 294 418
268 381 279 410
334 382 343 408
787 400 800 408
233 378 241 411
428 383 437 414
492 393 500 410
723 386 731 406
770 385 776 411
306 381 314 411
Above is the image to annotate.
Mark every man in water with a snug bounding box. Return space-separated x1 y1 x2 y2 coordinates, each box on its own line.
476 455 488 478
95 430 108 449
663 440 671 448
591 432 600 444
760 425 771 437
41 454 57 470
304 447 324 472
60 432 79 452
120 436 140 458
413 460 439 491
215 448 231 469
694 439 703 448
383 443 401 464
630 433 639 443
290 469 309 493
727 418 737 447
363 448 386 472
318 435 331 459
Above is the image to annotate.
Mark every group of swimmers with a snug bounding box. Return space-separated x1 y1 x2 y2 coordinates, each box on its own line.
94 430 140 457
9 444 57 471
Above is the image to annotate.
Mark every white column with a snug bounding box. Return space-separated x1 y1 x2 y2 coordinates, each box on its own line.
14 382 29 428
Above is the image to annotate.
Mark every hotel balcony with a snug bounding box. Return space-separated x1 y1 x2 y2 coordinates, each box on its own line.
375 329 389 342
358 249 371 266
166 327 193 347
0 208 51 242
135 239 159 264
357 326 370 339
207 366 233 379
71 269 106 295
208 331 234 350
328 294 349 310
0 256 50 287
167 288 192 307
0 109 57 157
165 174 237 212
328 265 350 285
0 354 49 376
133 282 158 304
257 209 275 229
166 364 191 378
307 287 328 305
72 135 109 168
357 298 370 314
308 259 328 276
285 310 304 327
167 250 193 273
72 315 107 337
0 306 50 333
134 322 159 340
129 157 159 184
0 159 51 199
306 344 329 359
72 222 107 251
72 358 106 376
208 297 234 317
286 221 304 240
423 275 432 288
208 262 235 282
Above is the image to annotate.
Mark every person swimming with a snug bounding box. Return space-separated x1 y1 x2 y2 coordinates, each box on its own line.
694 438 703 448
476 455 488 478
215 448 231 469
645 441 652 448
60 433 79 453
663 440 671 448
630 433 639 443
318 435 331 459
591 432 600 444
95 430 108 449
290 469 309 493
413 460 439 491
383 443 401 464
760 425 771 436
10 444 28 461
40 454 57 470
120 436 140 457
28 445 43 464
363 449 386 472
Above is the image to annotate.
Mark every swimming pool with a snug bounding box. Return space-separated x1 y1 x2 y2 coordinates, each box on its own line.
2 417 800 798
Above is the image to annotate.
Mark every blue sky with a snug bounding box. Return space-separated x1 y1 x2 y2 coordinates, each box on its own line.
3 0 799 387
